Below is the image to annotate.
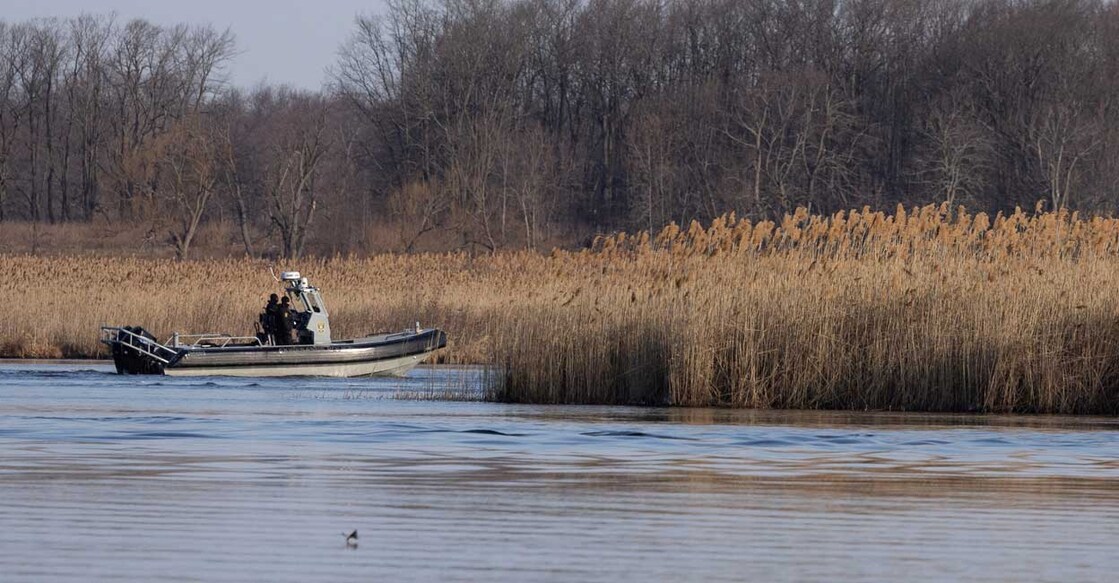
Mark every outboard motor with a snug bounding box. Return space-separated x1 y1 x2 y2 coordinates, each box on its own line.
111 326 165 375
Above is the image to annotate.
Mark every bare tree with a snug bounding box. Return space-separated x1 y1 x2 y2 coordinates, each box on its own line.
104 19 233 219
68 15 114 220
627 105 677 232
215 108 256 257
0 23 28 221
13 21 68 222
1029 93 1104 210
726 70 863 216
140 115 220 259
0 1 1118 254
261 93 330 259
914 97 994 207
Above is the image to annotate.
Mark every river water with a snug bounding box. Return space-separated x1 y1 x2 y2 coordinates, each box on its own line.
0 363 1115 582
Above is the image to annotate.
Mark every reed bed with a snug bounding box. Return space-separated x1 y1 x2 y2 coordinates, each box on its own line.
3 204 1119 414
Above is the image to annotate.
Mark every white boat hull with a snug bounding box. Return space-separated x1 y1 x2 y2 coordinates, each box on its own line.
104 327 447 378
164 351 431 378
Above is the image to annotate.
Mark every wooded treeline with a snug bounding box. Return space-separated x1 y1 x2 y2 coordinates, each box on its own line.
1 0 1118 257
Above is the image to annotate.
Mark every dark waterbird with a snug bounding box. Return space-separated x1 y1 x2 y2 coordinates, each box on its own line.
344 530 358 548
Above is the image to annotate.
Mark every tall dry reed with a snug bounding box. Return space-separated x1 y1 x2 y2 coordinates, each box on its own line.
488 204 1119 414
3 204 1119 413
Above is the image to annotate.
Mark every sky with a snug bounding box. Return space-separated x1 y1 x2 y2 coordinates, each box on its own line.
4 0 387 90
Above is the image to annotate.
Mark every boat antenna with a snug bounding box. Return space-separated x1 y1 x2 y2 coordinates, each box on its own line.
268 266 280 283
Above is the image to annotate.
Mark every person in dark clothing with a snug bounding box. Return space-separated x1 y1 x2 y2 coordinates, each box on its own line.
262 293 280 343
264 294 279 329
277 296 295 345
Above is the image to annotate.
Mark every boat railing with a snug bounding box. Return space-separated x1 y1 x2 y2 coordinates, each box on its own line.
99 326 179 365
170 333 264 348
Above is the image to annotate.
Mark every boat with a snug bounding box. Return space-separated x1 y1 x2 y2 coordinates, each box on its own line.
100 271 447 378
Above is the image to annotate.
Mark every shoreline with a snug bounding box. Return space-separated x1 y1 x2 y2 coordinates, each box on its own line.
4 358 1118 423
6 207 1119 414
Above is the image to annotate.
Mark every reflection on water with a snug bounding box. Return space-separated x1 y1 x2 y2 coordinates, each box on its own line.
0 363 1115 582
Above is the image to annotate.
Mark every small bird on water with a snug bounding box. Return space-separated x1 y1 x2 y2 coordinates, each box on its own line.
344 529 358 548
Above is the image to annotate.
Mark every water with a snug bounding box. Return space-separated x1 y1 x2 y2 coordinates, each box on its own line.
0 363 1116 582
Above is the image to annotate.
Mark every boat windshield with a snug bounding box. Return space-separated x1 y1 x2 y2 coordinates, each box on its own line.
287 291 323 314
287 292 309 313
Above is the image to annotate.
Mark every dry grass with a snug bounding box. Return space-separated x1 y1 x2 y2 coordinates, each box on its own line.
3 203 1119 414
490 204 1119 414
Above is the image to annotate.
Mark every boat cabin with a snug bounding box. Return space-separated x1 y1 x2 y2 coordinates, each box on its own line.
279 271 332 345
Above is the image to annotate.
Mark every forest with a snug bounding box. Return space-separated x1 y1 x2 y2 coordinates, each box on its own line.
0 0 1117 257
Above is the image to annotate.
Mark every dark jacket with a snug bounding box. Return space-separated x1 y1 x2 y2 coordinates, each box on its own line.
278 305 294 331
263 300 280 335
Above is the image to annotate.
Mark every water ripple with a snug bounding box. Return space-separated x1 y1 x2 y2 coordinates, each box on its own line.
0 362 1116 582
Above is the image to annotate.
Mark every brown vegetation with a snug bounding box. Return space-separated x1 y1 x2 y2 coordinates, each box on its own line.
3 204 1119 414
491 204 1119 414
